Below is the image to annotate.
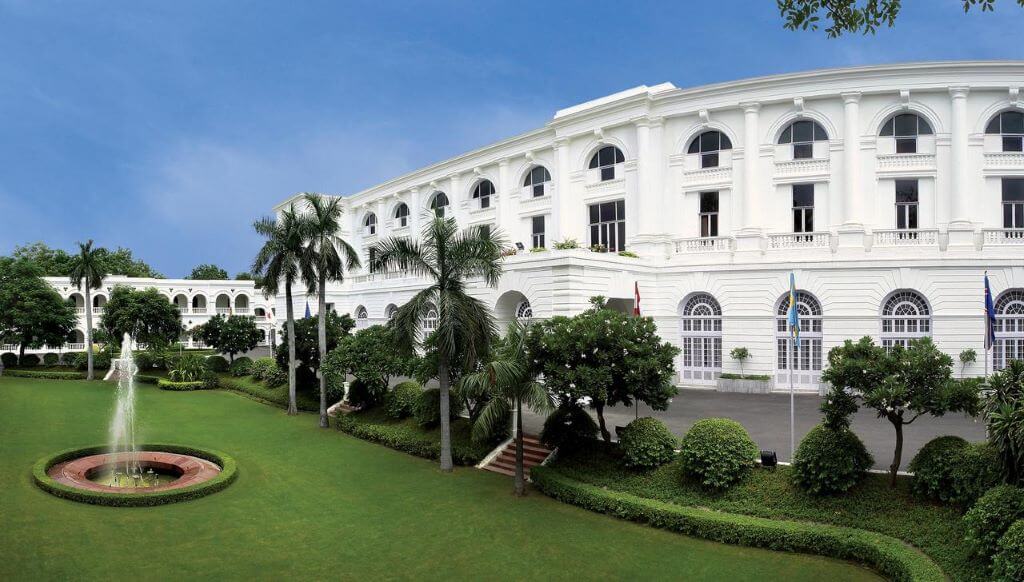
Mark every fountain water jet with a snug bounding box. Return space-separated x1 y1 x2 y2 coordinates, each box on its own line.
108 333 141 480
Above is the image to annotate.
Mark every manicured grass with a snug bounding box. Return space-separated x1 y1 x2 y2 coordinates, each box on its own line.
545 444 982 581
335 406 497 465
0 377 881 581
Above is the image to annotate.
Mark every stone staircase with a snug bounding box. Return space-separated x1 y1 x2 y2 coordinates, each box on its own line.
480 435 552 478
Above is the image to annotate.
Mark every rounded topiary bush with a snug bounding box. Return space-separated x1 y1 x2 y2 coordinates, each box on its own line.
963 485 1024 560
951 442 1004 507
250 357 277 381
679 418 758 490
43 353 59 366
19 354 40 367
541 404 599 452
74 350 111 371
1 352 17 368
229 356 253 377
909 435 969 502
205 355 229 373
992 519 1024 582
385 381 422 419
345 379 388 410
619 417 677 469
412 387 464 428
791 424 873 495
60 352 82 366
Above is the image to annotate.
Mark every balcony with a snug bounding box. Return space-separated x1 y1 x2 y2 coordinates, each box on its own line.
521 183 551 199
350 270 424 285
767 232 830 250
674 236 733 254
873 229 939 247
773 158 830 182
680 165 732 191
876 153 937 177
983 152 1024 175
584 163 628 193
234 308 251 315
191 307 208 315
216 308 232 315
983 228 1024 246
66 343 85 350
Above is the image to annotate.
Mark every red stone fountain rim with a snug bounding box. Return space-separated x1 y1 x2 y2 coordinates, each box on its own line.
47 451 221 494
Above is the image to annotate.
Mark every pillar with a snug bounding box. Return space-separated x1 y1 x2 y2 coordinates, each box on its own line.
948 86 974 248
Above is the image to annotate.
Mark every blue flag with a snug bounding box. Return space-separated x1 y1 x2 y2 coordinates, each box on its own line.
787 273 800 348
984 273 996 350
304 301 311 319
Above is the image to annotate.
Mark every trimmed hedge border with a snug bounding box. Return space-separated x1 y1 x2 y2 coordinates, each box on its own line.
530 467 944 582
2 369 86 380
215 375 319 412
157 378 208 391
32 443 237 507
333 411 488 466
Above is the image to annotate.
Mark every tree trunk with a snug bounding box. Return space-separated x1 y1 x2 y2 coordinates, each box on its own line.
514 397 525 496
889 413 904 488
285 281 298 416
438 356 453 473
317 278 328 428
595 401 611 443
84 288 94 381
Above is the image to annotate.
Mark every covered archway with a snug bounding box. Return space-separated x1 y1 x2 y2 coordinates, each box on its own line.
172 294 189 313
494 290 533 331
215 294 231 315
234 294 250 314
192 295 208 314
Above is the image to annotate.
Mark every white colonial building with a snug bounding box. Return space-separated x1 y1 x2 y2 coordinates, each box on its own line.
275 61 1024 393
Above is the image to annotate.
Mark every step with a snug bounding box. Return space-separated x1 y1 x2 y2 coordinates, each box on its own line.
488 460 533 475
499 448 548 461
483 464 516 476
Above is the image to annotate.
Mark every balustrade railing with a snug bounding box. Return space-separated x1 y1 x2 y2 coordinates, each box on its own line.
767 232 830 250
873 229 939 247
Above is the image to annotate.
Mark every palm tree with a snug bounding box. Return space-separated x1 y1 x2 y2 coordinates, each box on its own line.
253 204 306 415
298 193 359 428
372 217 504 472
68 240 107 380
463 322 553 495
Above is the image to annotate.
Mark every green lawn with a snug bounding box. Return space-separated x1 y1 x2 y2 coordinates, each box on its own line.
0 377 880 581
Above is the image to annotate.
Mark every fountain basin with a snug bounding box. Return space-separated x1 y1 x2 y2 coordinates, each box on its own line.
33 444 237 506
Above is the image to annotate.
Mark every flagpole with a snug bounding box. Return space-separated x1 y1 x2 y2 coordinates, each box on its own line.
789 333 795 460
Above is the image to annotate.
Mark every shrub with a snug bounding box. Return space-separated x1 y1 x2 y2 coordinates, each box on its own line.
909 435 969 502
133 351 156 371
992 519 1024 582
619 417 677 469
553 238 578 250
229 356 253 377
250 357 277 381
265 368 287 388
345 378 388 410
0 353 17 368
3 370 85 380
169 353 206 382
60 352 82 366
43 353 59 366
385 381 421 419
951 442 1004 506
73 350 111 371
412 387 464 428
157 378 208 391
334 410 491 466
791 424 873 495
679 418 758 490
19 354 40 367
205 355 229 372
541 404 599 452
963 485 1024 560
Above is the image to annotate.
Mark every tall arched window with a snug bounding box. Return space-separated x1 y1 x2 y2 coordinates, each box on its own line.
354 305 368 328
776 291 823 389
430 192 449 218
363 213 377 236
994 289 1024 371
394 203 410 228
472 179 495 209
687 131 732 168
881 291 931 350
423 304 438 332
524 166 551 197
986 110 1024 152
516 300 533 322
679 293 722 385
385 304 398 321
588 145 625 181
880 113 933 154
778 120 828 159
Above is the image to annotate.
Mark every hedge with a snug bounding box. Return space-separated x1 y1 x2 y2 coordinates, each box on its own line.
136 374 160 385
530 467 945 582
2 369 86 380
215 375 319 412
32 443 237 507
157 378 209 391
334 409 491 466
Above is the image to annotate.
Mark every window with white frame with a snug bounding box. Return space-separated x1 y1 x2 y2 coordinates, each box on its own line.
385 304 398 321
524 166 551 197
994 289 1024 371
588 200 625 252
430 192 449 218
354 306 368 327
679 293 722 384
588 146 624 181
687 131 732 168
367 247 377 273
364 213 377 236
792 184 814 234
880 113 933 154
394 203 410 228
986 110 1024 152
778 120 828 159
472 180 495 209
699 191 719 237
895 179 919 234
423 304 438 332
776 291 823 385
515 300 533 322
881 291 931 350
1004 178 1024 229
531 215 545 249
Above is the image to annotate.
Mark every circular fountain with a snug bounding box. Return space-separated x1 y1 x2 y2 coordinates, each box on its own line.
33 334 236 506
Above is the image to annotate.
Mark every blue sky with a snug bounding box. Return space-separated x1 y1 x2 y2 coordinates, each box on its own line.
1 1 1022 277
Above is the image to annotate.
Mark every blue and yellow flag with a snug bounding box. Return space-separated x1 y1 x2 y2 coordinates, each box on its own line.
787 273 800 347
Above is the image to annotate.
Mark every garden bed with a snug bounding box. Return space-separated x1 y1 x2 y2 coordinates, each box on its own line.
333 407 495 466
215 374 319 412
2 369 86 380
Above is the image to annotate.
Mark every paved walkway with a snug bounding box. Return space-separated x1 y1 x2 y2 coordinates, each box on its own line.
522 388 987 470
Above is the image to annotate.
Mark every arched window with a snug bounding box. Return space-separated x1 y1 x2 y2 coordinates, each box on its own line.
881 291 931 350
385 304 398 321
986 110 1024 152
430 192 449 218
524 166 552 197
394 203 410 228
679 294 722 385
994 289 1024 371
354 305 368 325
880 113 933 154
472 179 495 209
423 304 438 332
515 300 533 322
364 213 377 236
588 145 625 181
687 131 732 169
778 120 828 159
776 291 823 389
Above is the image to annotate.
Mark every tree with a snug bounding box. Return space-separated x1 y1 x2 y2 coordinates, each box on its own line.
274 310 355 390
984 359 1024 485
253 205 306 415
778 0 1023 37
234 271 255 281
730 347 750 377
297 193 360 429
9 242 162 278
193 314 261 362
463 322 553 496
372 217 505 472
0 259 77 360
410 329 495 421
68 240 108 380
186 264 229 280
323 325 406 397
100 286 183 349
823 336 981 486
526 298 680 443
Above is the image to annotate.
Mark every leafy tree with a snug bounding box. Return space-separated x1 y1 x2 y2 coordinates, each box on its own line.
192 314 261 362
526 297 680 443
959 348 977 379
297 193 360 428
372 217 505 473
463 322 553 496
99 286 183 349
730 346 750 377
322 325 405 399
778 0 1022 37
186 264 229 280
984 359 1024 485
0 259 77 360
253 205 306 415
274 310 355 389
9 242 162 278
68 240 108 380
234 271 255 281
410 329 495 421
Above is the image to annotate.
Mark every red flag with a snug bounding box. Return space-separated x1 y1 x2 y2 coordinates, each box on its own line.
633 282 641 316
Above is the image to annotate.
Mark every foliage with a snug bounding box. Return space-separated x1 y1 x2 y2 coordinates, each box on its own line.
791 424 873 495
274 310 354 384
191 315 261 362
717 373 772 381
909 436 970 503
984 359 1024 485
820 386 860 430
679 418 758 490
0 259 77 356
409 329 494 419
249 357 277 380
413 387 465 428
777 0 1021 38
385 381 422 419
528 246 547 253
322 325 406 398
42 353 59 366
229 356 253 377
233 271 255 281
616 250 639 258
553 238 578 250
344 378 386 410
8 241 162 278
19 354 40 367
133 351 156 371
68 239 108 380
216 374 318 411
729 347 749 376
992 519 1024 582
186 264 229 280
959 349 977 377
2 369 85 380
962 485 1024 560
951 443 1005 507
334 408 495 466
99 286 182 349
541 404 599 452
169 353 207 382
1 353 17 367
205 355 229 373
73 350 111 371
158 378 210 391
619 417 677 469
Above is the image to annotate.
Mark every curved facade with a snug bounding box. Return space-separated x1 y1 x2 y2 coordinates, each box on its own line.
275 62 1024 392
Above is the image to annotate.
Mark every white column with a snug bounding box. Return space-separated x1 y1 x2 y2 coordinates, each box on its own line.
497 158 511 242
949 86 971 227
740 103 761 232
648 117 665 236
449 173 463 227
841 92 863 228
375 198 387 239
409 188 422 236
553 138 571 243
634 119 650 233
